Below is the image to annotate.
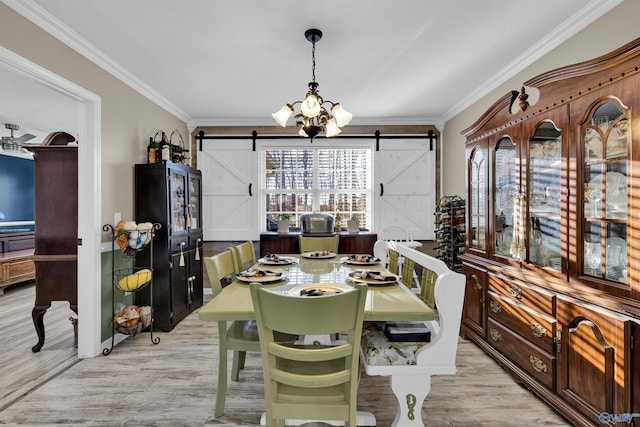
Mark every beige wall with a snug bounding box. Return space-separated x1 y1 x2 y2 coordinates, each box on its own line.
4 2 639 226
443 0 640 199
0 3 188 234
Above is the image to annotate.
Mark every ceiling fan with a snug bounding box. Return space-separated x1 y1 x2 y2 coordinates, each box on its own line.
1 123 36 150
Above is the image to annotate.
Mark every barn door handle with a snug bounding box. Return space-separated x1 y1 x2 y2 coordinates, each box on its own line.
248 183 252 196
380 183 384 196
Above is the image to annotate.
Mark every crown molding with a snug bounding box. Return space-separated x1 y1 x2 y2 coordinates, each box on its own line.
439 0 623 123
2 0 192 123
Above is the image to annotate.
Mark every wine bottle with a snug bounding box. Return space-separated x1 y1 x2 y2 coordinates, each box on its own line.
159 131 172 163
147 137 157 164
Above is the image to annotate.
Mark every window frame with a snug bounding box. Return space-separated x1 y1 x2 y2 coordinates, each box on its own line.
259 139 374 231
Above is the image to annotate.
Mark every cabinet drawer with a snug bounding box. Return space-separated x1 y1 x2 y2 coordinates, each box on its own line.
487 318 555 390
169 237 189 253
1 257 35 286
487 292 556 353
488 274 554 316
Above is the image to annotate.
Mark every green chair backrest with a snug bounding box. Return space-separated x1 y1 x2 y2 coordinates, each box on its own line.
249 282 367 426
298 235 340 253
420 267 438 309
204 250 236 296
388 249 400 274
230 240 257 272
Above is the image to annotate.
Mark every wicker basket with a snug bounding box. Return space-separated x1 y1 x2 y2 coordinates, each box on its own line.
114 268 152 292
113 305 152 336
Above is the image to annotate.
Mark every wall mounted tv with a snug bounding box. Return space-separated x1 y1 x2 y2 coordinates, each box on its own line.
0 152 35 232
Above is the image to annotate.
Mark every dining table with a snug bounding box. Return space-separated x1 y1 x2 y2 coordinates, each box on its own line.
198 253 435 323
198 253 435 420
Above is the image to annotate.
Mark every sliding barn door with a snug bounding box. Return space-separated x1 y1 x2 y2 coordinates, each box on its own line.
374 139 436 240
199 140 258 241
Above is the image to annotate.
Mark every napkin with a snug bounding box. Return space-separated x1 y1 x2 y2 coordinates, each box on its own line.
307 250 333 257
238 268 283 278
351 270 397 281
264 253 290 263
347 254 379 263
299 288 343 297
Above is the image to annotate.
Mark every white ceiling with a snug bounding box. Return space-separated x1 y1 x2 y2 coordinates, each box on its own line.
2 0 622 135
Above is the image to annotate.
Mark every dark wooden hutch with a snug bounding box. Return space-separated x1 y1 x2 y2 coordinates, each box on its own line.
461 38 640 426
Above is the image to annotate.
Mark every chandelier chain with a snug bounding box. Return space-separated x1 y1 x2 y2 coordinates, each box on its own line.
311 40 316 84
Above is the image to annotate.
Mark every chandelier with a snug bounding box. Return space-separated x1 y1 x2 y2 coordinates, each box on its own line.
272 29 352 140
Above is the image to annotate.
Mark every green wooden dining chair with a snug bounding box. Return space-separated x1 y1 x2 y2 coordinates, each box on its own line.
204 250 260 417
230 240 257 272
250 282 369 427
298 235 339 253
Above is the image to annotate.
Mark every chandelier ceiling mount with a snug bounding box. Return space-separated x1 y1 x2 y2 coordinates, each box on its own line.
272 28 352 140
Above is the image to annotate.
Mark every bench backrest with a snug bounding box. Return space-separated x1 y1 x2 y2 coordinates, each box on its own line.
386 241 466 369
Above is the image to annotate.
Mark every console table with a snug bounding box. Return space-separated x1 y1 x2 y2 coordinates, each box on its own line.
259 232 377 257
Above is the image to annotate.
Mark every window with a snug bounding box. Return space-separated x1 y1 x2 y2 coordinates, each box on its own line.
261 142 373 230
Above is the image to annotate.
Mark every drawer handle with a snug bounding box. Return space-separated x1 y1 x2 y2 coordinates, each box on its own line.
530 355 547 373
508 285 522 299
530 323 548 338
490 300 502 314
489 328 502 342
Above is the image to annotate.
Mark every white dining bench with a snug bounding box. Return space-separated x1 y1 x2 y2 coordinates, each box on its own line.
359 242 465 427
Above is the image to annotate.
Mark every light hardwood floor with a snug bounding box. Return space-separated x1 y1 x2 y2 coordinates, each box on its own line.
0 242 573 426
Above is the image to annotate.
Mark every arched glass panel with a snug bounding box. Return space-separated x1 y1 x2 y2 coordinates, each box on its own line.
528 121 561 270
494 137 517 256
470 149 486 250
583 102 628 282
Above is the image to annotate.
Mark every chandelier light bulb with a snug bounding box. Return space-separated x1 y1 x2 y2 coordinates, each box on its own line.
332 104 352 128
272 105 293 127
301 93 321 118
325 119 342 137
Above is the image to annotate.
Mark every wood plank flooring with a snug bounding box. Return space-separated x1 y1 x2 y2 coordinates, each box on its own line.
0 241 573 426
0 281 77 411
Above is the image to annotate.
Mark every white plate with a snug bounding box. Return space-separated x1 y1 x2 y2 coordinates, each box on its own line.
340 256 380 265
289 283 353 297
237 270 288 283
258 256 297 265
347 270 399 285
301 251 336 259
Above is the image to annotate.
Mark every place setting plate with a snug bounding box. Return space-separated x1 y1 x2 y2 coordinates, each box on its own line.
347 270 400 285
301 251 336 259
288 283 353 297
236 268 288 283
258 255 297 265
340 255 380 265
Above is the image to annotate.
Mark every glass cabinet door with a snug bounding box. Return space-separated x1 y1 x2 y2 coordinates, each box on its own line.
583 102 629 282
469 147 486 251
528 121 562 270
170 169 187 234
189 174 201 231
493 137 518 257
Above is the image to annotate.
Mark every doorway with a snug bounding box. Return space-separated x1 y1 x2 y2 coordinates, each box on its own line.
0 46 102 358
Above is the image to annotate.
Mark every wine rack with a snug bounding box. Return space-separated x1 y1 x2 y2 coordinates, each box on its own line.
434 195 465 272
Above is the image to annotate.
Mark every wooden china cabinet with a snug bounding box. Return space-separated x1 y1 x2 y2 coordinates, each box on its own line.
461 38 640 426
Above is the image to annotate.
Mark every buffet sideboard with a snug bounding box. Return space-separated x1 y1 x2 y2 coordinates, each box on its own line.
259 232 377 257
